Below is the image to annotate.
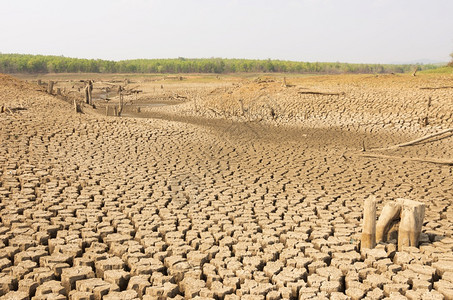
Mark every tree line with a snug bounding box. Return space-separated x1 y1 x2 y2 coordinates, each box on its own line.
0 53 440 74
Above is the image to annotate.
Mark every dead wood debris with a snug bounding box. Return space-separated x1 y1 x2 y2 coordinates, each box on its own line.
420 86 453 90
356 153 453 166
298 91 345 96
371 128 453 151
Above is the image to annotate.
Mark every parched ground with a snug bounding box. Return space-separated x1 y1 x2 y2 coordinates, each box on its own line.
146 74 453 133
1 73 453 299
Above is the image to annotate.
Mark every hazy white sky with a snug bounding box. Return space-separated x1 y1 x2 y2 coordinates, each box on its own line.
1 0 452 63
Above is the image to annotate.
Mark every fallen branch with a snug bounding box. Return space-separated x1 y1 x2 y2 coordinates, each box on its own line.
206 107 221 116
420 86 453 90
356 153 453 166
298 91 344 96
371 128 453 151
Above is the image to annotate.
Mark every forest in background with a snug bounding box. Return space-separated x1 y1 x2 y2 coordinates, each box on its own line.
0 53 442 74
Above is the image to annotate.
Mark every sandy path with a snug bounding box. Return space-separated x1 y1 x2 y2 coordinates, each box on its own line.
1 74 452 299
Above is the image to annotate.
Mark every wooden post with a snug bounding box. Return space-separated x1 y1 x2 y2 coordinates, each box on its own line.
114 106 118 117
239 99 245 116
37 79 42 85
73 99 77 113
85 86 90 104
57 88 61 96
397 198 425 250
422 97 431 126
376 201 401 243
106 105 109 116
194 96 198 113
47 81 54 94
118 96 123 117
283 77 287 88
88 80 93 106
84 81 93 105
361 196 377 249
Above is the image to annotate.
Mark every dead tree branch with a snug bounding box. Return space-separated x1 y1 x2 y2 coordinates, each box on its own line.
371 128 453 151
356 153 453 166
298 91 345 96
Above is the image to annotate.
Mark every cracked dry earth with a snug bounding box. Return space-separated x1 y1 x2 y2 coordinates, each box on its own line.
1 74 453 300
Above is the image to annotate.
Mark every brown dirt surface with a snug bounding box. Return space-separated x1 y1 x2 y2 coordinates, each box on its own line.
1 73 453 299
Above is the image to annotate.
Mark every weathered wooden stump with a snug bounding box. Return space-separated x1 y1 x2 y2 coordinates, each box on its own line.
376 201 401 243
47 81 54 94
84 80 93 106
118 98 123 116
397 198 425 250
239 99 245 116
363 197 425 250
361 196 377 249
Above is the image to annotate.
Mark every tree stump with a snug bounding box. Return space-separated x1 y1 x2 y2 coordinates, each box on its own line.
422 97 432 127
397 199 425 250
84 80 93 105
239 99 245 116
47 81 54 94
376 201 401 243
365 198 426 250
118 100 123 117
88 81 93 106
85 86 90 105
361 196 377 249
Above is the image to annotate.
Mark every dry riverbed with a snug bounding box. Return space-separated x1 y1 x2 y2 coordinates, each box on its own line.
1 73 453 299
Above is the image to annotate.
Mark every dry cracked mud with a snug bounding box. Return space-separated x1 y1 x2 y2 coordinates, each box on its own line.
1 73 452 299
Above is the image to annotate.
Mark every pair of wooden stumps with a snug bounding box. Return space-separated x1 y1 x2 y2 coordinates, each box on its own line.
362 197 425 250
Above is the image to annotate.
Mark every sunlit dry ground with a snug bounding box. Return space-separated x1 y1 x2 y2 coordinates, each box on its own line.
1 73 452 299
